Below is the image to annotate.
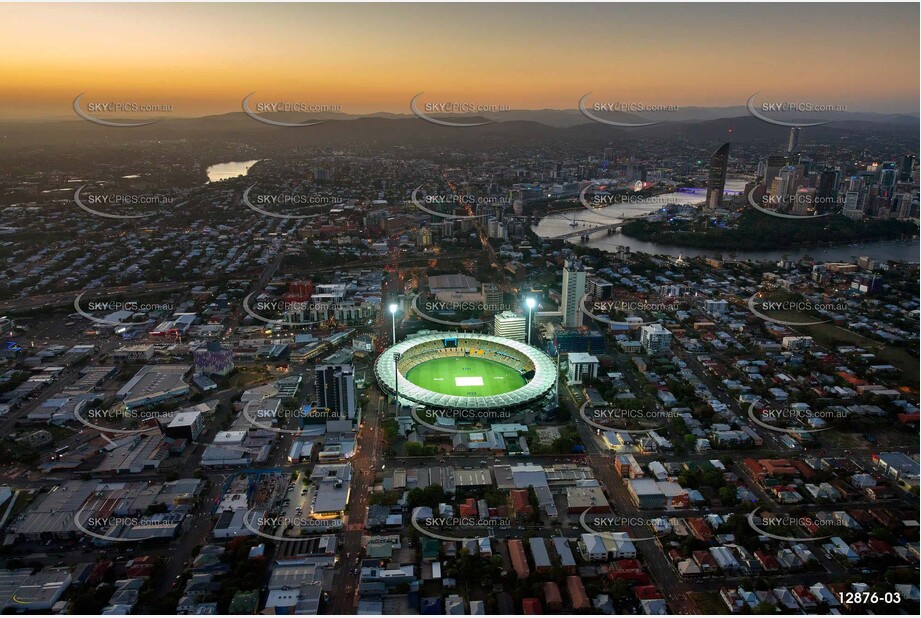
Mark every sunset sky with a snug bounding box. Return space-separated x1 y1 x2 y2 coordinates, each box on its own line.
1 2 918 119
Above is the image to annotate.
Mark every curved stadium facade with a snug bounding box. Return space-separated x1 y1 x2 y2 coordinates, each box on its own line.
374 333 556 411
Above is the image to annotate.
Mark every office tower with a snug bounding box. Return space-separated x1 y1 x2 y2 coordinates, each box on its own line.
315 364 356 419
777 166 798 197
843 191 863 219
481 283 503 308
879 163 898 197
900 155 915 182
561 259 586 328
816 169 838 202
768 177 786 203
799 156 813 176
872 195 893 220
640 324 673 354
793 188 815 215
791 165 807 193
764 155 789 192
895 193 916 220
787 126 800 155
706 142 730 209
493 311 527 341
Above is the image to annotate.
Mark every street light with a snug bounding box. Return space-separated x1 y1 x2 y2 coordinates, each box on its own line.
525 297 536 345
388 303 399 344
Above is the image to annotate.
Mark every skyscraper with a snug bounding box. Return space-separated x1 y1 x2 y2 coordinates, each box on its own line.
816 169 839 202
315 364 356 419
895 193 916 220
561 259 586 328
900 155 915 182
706 142 730 209
764 155 789 193
843 191 863 220
879 163 898 198
786 126 800 155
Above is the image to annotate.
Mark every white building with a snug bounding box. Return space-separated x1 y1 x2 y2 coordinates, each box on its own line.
782 336 813 350
640 324 672 354
166 410 204 441
493 311 526 342
705 299 728 315
578 533 608 562
113 344 155 362
561 260 586 328
567 352 599 384
842 191 863 219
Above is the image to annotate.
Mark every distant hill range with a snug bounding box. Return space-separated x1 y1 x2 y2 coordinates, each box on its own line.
1 106 917 152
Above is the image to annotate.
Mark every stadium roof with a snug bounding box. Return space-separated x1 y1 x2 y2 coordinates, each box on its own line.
374 333 556 410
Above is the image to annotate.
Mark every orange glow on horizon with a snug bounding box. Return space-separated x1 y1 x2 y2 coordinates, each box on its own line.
0 2 917 119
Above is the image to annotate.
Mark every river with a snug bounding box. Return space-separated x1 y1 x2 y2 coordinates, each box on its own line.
533 179 919 263
206 160 260 183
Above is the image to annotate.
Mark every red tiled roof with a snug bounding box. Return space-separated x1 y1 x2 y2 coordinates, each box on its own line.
522 598 542 614
566 576 590 610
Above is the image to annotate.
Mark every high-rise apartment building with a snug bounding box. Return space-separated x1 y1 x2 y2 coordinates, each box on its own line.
561 260 586 328
315 364 356 419
640 324 673 354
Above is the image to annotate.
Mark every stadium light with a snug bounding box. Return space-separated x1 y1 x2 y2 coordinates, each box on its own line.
389 303 399 343
393 351 402 416
525 297 536 345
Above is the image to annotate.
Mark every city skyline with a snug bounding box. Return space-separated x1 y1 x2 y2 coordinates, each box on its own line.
0 2 917 616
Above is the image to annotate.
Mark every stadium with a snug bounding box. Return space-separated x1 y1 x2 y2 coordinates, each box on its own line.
374 333 557 411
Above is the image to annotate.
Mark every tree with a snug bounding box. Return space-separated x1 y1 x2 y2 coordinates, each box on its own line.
752 601 776 614
608 579 631 602
718 486 738 506
404 442 425 457
406 484 446 510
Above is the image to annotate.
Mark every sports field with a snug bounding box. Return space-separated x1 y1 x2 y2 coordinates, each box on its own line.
405 356 526 397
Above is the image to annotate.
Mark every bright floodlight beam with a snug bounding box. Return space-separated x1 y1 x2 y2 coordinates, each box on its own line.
389 303 399 344
525 297 536 345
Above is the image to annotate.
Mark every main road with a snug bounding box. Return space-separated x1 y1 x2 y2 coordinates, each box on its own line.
328 384 384 614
